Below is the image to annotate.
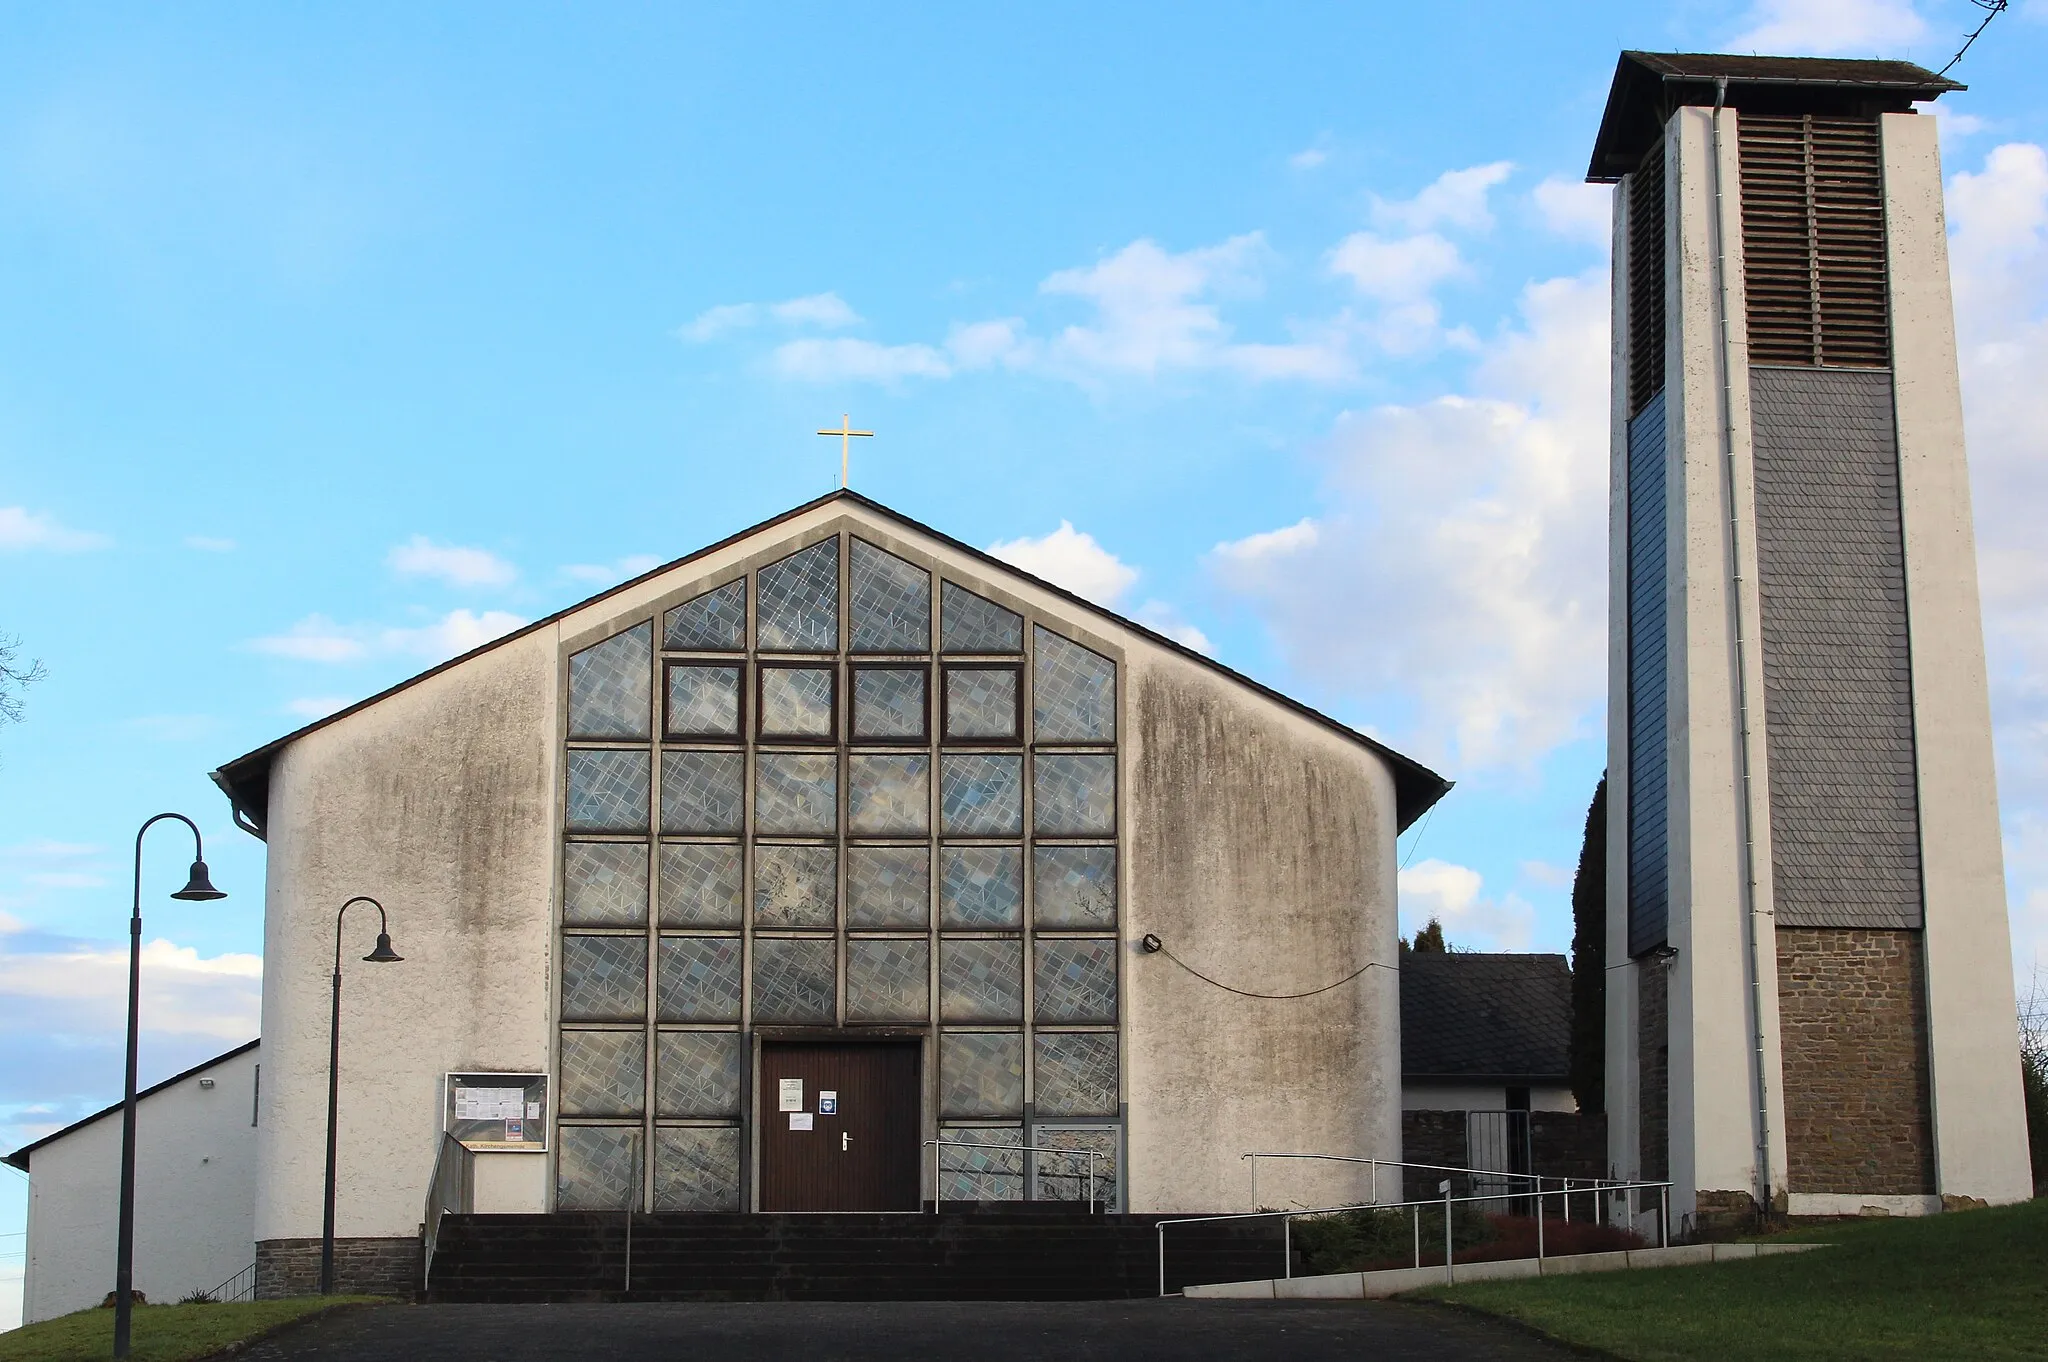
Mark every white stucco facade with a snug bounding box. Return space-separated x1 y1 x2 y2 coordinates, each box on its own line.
13 1044 259 1324
224 495 1440 1269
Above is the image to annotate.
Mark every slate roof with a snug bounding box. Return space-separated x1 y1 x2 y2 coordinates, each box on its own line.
5 1038 258 1171
211 490 1452 836
1400 953 1571 1082
1587 50 1961 181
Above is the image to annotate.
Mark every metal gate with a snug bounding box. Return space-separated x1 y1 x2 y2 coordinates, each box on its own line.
1464 1110 1532 1213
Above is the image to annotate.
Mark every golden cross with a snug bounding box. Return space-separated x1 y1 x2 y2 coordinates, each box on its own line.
816 414 873 488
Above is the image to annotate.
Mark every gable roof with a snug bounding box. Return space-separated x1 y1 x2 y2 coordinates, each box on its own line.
5 1039 259 1171
1587 50 1961 181
211 491 1451 836
1400 952 1570 1082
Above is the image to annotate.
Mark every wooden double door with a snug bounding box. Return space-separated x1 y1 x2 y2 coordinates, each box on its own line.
759 1041 921 1212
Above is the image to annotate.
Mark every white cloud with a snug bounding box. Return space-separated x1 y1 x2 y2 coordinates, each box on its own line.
251 608 528 665
26 871 103 889
773 336 954 381
0 506 108 552
561 554 664 586
1134 601 1214 654
1328 231 1465 302
1519 859 1575 889
0 934 262 1044
1211 268 1611 772
1398 858 1538 951
183 535 236 552
1533 176 1613 247
1726 0 1927 53
283 695 352 720
1289 146 1329 171
387 536 516 588
679 291 861 341
1371 162 1514 234
988 522 1139 606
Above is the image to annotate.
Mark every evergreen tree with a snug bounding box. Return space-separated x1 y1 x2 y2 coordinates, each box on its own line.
1569 776 1607 1113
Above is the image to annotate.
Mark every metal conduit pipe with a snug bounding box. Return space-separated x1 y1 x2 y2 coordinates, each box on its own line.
1709 74 1777 1219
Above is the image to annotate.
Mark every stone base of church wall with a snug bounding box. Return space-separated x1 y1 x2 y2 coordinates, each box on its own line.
256 1237 422 1300
1776 927 1934 1195
1399 1111 1466 1200
1636 961 1668 1182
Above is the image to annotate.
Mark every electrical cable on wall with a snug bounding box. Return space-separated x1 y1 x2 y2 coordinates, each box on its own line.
1141 933 1395 1000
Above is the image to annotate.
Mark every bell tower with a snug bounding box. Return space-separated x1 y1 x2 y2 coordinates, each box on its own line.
1590 52 2033 1231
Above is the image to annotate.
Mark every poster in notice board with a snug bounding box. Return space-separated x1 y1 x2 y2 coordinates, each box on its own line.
445 1073 549 1151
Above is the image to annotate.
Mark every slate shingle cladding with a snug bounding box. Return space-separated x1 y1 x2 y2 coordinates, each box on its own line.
1626 390 1671 956
1749 366 1924 929
1399 953 1571 1081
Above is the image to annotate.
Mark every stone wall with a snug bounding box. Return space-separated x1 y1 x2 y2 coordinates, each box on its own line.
1776 928 1934 1194
1531 1112 1609 1180
1400 1111 1466 1200
1638 960 1668 1181
256 1237 422 1300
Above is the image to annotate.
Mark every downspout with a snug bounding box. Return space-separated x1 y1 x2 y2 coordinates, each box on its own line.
1708 75 1776 1219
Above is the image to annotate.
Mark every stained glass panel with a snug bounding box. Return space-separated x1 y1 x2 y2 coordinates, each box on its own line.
1033 627 1116 742
753 844 836 927
1033 754 1116 835
759 666 835 739
938 1032 1023 1118
848 754 929 835
660 750 744 835
756 540 839 652
654 1127 741 1211
849 539 931 653
560 935 648 1021
664 580 746 651
568 624 652 740
655 1031 741 1117
939 940 1023 1022
1034 940 1118 1023
1032 1033 1119 1117
851 667 926 741
563 842 648 926
940 753 1022 835
938 846 1023 928
752 937 836 1024
754 753 837 834
936 1126 1023 1201
657 843 743 928
1032 845 1117 927
941 582 1023 654
845 845 929 928
666 664 742 738
655 936 743 1022
566 750 649 833
559 1030 645 1117
943 667 1019 741
1033 1126 1119 1207
845 938 930 1022
557 1125 642 1209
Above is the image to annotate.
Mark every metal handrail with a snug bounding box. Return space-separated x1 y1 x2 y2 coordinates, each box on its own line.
924 1138 1105 1214
419 1132 474 1291
1156 1177 1675 1296
200 1261 256 1304
1242 1152 1580 1210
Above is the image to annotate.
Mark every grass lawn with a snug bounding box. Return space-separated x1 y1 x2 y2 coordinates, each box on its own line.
1418 1197 2048 1361
0 1297 386 1362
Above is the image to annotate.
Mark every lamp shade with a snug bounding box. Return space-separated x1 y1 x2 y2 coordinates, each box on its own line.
171 860 227 902
363 932 403 964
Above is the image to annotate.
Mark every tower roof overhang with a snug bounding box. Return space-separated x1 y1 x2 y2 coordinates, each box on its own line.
211 491 1452 837
1586 50 1963 182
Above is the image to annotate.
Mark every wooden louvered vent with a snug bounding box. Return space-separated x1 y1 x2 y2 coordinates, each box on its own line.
1739 114 1890 367
1627 142 1666 416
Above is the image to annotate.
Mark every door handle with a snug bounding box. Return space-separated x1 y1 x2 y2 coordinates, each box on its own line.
841 1131 851 1152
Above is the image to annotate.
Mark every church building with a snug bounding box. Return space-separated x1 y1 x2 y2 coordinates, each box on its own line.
178 493 1443 1297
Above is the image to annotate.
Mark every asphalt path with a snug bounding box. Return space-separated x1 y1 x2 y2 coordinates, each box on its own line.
236 1299 1582 1361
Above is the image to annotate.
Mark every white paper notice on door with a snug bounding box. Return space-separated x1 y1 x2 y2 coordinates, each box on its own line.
778 1078 804 1112
789 1112 814 1131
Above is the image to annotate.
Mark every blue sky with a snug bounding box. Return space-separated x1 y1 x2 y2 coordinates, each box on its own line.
4 0 2048 1326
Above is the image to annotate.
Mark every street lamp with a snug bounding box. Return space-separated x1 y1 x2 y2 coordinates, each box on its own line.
321 896 403 1295
114 814 226 1359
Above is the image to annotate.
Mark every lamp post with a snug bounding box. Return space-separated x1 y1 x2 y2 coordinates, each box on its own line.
321 896 402 1295
114 814 226 1359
